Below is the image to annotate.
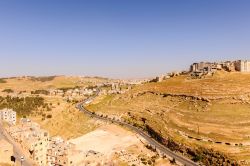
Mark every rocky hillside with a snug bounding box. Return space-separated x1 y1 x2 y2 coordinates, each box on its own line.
87 72 250 165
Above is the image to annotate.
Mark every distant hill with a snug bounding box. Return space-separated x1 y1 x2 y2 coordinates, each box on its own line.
0 75 111 92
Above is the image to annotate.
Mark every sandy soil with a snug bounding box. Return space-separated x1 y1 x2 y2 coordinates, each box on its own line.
69 124 173 166
69 124 141 155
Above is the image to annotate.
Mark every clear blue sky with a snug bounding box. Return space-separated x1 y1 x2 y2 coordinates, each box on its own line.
0 0 250 78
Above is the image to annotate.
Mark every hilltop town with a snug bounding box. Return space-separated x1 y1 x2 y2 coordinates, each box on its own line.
154 60 250 82
189 60 250 78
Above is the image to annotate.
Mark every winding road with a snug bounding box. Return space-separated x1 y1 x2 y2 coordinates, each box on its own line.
76 93 199 166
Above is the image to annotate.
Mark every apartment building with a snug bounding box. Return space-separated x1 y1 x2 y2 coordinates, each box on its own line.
235 60 250 72
8 118 100 166
190 60 250 74
0 108 16 125
23 129 49 166
190 62 215 73
47 137 71 166
9 118 49 166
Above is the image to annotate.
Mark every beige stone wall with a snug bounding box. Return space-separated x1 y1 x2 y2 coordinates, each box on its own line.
247 61 250 72
0 139 14 164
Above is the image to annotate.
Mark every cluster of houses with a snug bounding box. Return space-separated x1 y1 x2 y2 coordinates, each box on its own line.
48 88 99 102
49 88 96 97
190 60 250 77
49 82 133 97
2 111 110 166
48 84 131 101
100 82 132 95
151 71 184 83
0 79 148 100
145 60 250 82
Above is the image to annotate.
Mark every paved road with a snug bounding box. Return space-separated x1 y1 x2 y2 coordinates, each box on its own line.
76 95 199 166
0 122 34 166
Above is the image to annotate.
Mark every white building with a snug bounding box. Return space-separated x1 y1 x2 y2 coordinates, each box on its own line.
0 108 16 125
235 60 250 72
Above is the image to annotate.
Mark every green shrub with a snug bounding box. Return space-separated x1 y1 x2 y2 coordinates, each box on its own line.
0 79 7 83
30 76 56 82
31 90 49 95
0 96 47 116
2 89 14 93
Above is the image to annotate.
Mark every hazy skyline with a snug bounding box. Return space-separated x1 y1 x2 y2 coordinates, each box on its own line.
0 0 250 78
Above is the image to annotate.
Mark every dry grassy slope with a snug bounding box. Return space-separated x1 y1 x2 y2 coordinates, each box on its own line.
0 163 11 166
0 76 109 92
29 96 99 140
134 71 250 98
87 72 250 164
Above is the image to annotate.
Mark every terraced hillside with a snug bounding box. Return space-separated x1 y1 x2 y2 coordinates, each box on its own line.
87 72 250 165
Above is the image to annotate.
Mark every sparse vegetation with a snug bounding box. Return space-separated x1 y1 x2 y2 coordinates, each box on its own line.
0 96 47 116
46 114 52 118
30 102 98 139
0 78 7 83
2 89 14 93
29 76 56 82
31 89 50 95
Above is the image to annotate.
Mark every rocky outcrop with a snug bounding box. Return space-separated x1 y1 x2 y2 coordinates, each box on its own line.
134 91 211 102
144 124 239 166
133 90 250 104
